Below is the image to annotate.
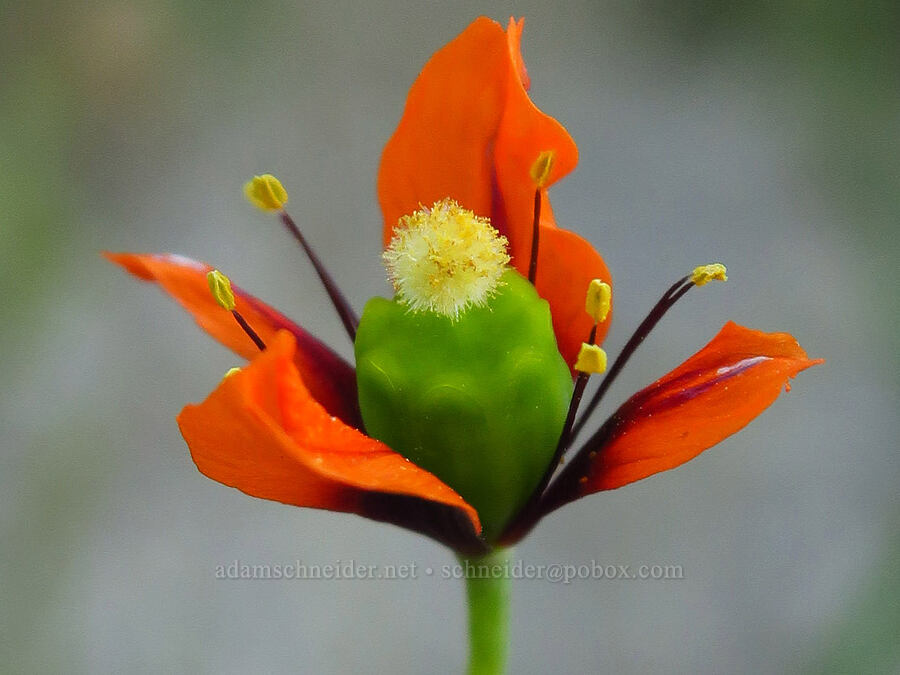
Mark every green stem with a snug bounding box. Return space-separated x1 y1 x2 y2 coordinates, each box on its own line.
461 547 512 675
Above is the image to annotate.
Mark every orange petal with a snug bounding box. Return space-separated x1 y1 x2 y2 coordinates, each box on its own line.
535 227 612 370
378 17 577 255
178 331 483 552
493 20 578 265
105 252 360 427
506 16 530 89
379 17 509 248
574 322 823 493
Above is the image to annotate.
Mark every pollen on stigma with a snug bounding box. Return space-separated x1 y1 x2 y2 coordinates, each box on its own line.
383 198 511 319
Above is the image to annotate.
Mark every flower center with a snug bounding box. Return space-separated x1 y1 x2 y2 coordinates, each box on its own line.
382 198 510 318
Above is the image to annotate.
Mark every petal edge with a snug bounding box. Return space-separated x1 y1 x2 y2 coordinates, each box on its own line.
177 331 484 552
106 252 361 427
544 321 822 510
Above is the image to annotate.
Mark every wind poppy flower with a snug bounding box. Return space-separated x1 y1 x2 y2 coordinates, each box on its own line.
108 15 821 673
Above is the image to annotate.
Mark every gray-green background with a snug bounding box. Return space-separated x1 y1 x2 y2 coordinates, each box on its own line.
2 1 897 673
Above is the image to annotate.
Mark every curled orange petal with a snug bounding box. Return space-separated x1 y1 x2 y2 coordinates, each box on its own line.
105 252 360 427
378 16 577 252
493 19 578 261
178 331 484 552
506 17 529 89
567 322 823 496
379 17 509 247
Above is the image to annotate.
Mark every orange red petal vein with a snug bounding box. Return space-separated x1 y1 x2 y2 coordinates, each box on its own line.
576 321 824 493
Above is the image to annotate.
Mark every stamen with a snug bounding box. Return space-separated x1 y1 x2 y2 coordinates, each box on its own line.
533 307 607 494
570 264 727 439
207 269 236 311
528 189 541 284
231 309 267 351
527 151 554 284
547 278 611 476
278 210 360 341
244 174 288 211
529 151 555 188
244 174 359 342
574 343 608 374
498 270 726 544
552 341 605 463
207 270 267 351
691 263 727 286
501 280 605 542
585 280 612 324
501 265 727 543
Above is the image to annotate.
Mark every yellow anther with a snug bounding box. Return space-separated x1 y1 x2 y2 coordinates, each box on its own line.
529 150 555 188
574 343 608 375
691 263 728 286
207 270 236 311
383 198 510 318
585 279 612 323
223 367 242 379
244 174 288 211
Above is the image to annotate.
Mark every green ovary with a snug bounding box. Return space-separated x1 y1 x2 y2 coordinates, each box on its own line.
354 270 573 542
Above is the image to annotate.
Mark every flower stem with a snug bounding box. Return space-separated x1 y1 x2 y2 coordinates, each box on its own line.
462 547 512 675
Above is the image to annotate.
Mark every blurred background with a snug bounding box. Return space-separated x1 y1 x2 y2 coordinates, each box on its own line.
2 0 897 672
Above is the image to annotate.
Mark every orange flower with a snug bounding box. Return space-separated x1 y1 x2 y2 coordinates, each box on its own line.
107 17 820 554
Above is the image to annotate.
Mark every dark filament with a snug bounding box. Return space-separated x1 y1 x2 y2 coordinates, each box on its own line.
500 274 699 544
542 323 599 485
280 210 359 342
527 189 541 284
232 309 267 351
570 275 694 440
502 323 597 542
